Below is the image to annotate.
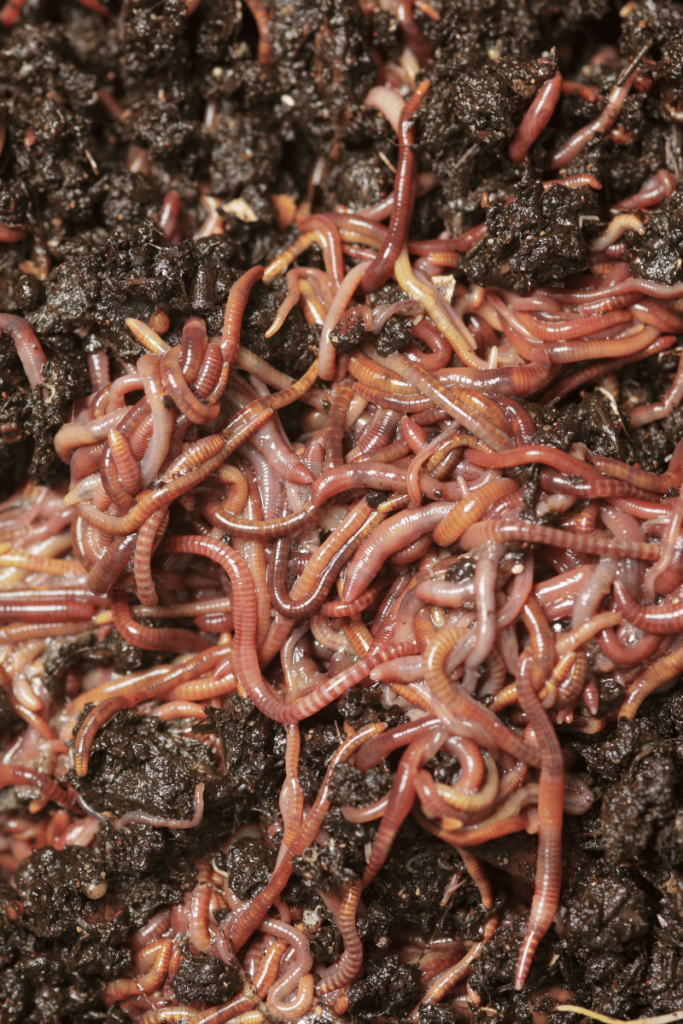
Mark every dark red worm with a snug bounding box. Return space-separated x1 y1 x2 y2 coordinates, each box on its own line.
508 68 563 163
220 266 264 374
111 591 211 653
361 81 430 294
514 599 565 990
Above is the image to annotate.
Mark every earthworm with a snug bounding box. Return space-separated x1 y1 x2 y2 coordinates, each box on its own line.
390 354 513 449
341 794 390 822
317 261 371 381
202 494 321 540
514 603 565 989
107 429 141 495
260 918 313 1018
99 446 133 513
424 626 541 766
267 523 362 620
160 346 220 426
590 213 645 252
104 940 172 1005
221 266 264 375
508 69 562 163
159 191 181 241
293 214 346 290
630 348 683 427
316 882 363 993
0 767 79 810
631 300 683 333
462 543 507 691
432 478 519 547
137 353 176 486
133 507 170 606
349 407 402 461
413 914 500 1013
549 42 650 169
111 590 210 653
613 581 683 633
355 715 440 771
228 723 385 950
111 783 205 831
436 750 499 814
393 248 489 369
162 532 413 721
612 168 678 211
460 520 660 561
361 81 430 294
342 502 455 603
571 558 617 630
72 648 228 772
75 411 269 536
362 728 446 887
324 379 354 468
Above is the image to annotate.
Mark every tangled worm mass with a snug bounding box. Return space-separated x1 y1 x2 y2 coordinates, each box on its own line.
4 2 683 1022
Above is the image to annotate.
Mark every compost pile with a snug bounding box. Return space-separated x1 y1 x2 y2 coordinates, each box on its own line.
3 0 683 1022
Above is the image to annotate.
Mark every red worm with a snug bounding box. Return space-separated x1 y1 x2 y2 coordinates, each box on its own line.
133 507 170 606
295 215 346 290
460 520 660 561
514 308 632 341
99 446 134 512
193 343 225 399
0 314 48 389
320 578 388 618
613 581 683 633
76 409 270 536
242 0 272 62
0 600 96 623
324 378 354 469
508 69 562 163
161 534 414 723
86 534 138 596
342 503 455 603
362 731 444 888
112 783 205 831
160 346 220 425
538 467 651 501
108 429 141 495
159 191 181 242
361 81 431 294
544 325 661 364
267 525 367 620
0 767 79 810
355 716 441 771
598 624 661 666
228 723 385 950
514 602 565 990
316 881 363 993
111 591 210 653
104 940 172 1005
424 626 541 767
220 266 264 374
549 43 649 169
388 354 514 451
73 647 227 774
539 332 676 404
202 495 322 539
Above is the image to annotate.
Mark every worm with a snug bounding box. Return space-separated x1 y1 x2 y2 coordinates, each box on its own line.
508 69 562 163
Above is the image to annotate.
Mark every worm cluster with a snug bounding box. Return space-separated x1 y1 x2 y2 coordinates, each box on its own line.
4 1 683 1024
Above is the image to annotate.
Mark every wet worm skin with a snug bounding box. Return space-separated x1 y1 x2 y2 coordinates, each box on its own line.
514 599 565 990
508 69 563 163
361 81 430 294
